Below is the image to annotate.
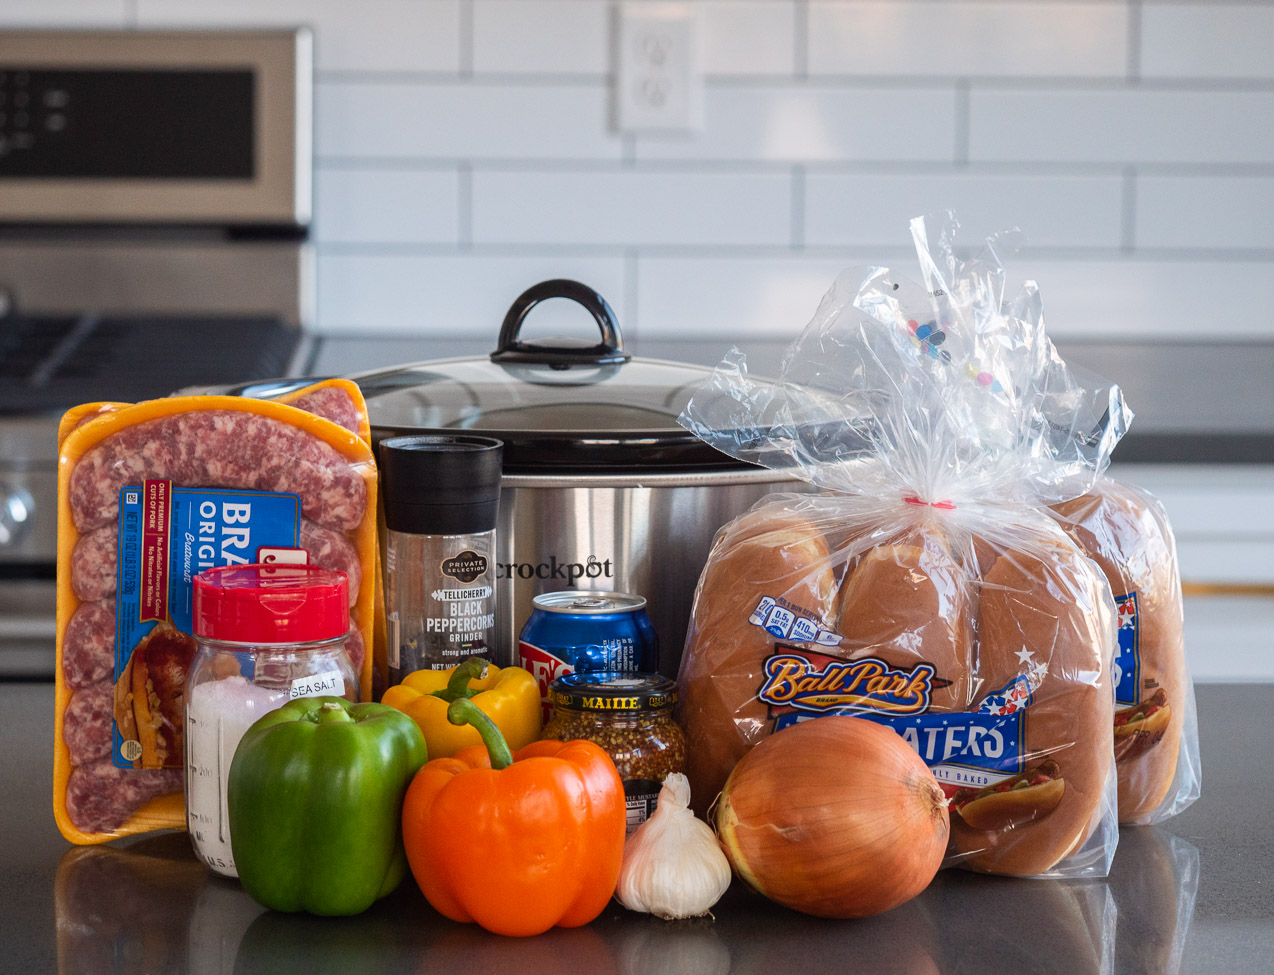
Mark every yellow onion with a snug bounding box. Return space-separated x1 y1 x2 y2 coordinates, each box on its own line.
715 716 948 918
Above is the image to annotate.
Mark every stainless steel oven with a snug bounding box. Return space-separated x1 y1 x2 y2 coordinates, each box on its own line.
0 29 313 678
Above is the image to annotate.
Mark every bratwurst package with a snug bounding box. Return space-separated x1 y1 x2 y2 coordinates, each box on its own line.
677 213 1129 878
54 379 377 844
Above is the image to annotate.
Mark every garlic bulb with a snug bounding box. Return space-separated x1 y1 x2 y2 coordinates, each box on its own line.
614 773 732 919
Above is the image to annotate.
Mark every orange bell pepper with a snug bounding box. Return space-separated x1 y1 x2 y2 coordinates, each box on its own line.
401 698 625 938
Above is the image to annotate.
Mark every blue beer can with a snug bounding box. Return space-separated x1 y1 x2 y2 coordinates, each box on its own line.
518 591 659 720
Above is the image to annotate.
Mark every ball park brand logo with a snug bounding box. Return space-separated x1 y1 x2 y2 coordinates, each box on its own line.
757 649 945 718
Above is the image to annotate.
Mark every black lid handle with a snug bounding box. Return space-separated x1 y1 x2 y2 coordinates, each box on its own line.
491 279 631 367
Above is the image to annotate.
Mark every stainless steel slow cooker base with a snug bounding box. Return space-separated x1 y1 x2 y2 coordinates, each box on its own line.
494 468 809 677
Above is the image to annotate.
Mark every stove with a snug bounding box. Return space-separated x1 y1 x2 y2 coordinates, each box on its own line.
0 313 300 413
0 29 313 678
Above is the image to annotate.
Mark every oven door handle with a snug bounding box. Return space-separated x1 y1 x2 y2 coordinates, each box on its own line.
0 615 57 640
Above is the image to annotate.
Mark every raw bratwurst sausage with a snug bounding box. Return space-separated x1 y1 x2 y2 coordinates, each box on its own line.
289 386 363 436
64 760 183 835
71 518 362 607
62 680 115 766
62 600 115 690
69 411 366 533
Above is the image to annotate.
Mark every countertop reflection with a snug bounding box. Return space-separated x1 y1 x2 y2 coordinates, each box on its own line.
6 684 1272 974
48 827 1193 975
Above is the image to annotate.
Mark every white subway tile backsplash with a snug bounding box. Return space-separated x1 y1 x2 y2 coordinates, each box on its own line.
1004 258 1274 338
25 0 1274 367
0 0 127 26
1181 596 1274 681
804 172 1124 248
1115 465 1274 538
808 1 1127 79
472 169 792 246
636 255 859 337
316 82 623 160
1175 540 1274 585
1141 4 1274 81
639 254 1274 341
635 85 958 162
313 168 460 244
1137 176 1274 250
969 89 1274 165
136 0 461 73
704 1 797 76
473 1 609 75
316 253 626 333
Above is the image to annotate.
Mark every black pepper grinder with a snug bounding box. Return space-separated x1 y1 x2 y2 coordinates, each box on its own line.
379 435 503 685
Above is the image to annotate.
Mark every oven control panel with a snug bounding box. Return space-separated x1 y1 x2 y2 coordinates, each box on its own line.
0 30 310 225
0 67 254 178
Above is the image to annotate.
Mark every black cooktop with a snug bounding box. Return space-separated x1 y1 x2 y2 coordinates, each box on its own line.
0 313 299 413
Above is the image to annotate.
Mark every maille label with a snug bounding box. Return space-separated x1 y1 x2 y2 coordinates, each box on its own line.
441 550 488 584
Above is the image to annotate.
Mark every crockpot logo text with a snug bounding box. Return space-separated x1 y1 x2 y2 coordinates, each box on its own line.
496 555 613 584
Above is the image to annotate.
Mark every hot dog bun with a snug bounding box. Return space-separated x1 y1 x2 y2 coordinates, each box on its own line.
960 535 1114 875
834 533 975 711
678 502 837 814
1050 478 1188 822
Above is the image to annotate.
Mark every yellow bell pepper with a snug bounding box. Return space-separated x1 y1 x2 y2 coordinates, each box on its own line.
381 658 542 759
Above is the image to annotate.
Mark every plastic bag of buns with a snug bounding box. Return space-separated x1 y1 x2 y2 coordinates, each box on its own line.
677 213 1130 878
1049 476 1201 824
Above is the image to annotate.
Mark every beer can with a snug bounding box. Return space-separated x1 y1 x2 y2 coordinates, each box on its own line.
518 591 659 719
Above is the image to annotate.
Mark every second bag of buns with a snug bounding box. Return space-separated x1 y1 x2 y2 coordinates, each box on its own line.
1049 476 1201 824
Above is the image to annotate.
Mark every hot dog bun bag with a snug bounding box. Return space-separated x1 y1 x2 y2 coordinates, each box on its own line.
1049 478 1201 824
677 213 1129 878
54 380 378 844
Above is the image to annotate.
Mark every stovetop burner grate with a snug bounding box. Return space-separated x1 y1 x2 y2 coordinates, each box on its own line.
0 314 299 413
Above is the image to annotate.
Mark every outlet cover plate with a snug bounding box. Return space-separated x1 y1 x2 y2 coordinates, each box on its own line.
614 2 703 135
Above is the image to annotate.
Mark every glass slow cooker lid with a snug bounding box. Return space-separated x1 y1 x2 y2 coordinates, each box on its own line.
353 280 755 474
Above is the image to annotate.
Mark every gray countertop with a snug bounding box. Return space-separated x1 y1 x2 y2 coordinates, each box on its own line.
1 682 1270 975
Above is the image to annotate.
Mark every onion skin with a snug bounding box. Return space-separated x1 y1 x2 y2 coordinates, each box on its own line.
715 716 949 919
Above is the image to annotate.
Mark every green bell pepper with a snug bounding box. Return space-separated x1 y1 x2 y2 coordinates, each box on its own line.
227 696 428 916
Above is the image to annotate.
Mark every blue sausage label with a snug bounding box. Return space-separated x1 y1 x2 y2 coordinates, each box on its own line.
113 483 301 767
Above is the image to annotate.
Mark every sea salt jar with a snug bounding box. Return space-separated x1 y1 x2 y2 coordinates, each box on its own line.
185 564 356 877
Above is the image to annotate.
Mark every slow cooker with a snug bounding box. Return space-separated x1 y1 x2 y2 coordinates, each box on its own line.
352 280 806 676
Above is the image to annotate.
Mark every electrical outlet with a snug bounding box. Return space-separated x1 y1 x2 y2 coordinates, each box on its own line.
614 2 703 135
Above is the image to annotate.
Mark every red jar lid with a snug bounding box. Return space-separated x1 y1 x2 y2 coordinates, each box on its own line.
193 564 348 644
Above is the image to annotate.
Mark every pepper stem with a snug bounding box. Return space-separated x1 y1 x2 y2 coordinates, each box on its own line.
314 700 355 724
431 656 491 703
446 697 513 770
